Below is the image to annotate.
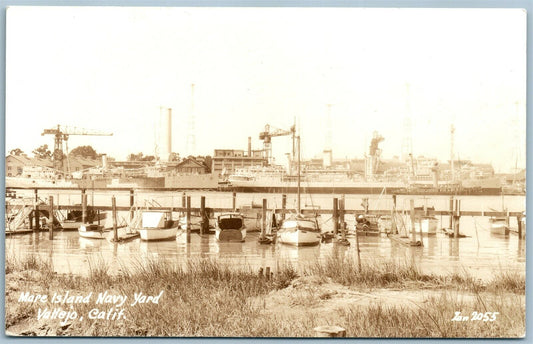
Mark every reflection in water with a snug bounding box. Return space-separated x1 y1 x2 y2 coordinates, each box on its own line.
5 215 526 280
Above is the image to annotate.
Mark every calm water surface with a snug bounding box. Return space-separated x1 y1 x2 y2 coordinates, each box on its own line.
5 190 526 280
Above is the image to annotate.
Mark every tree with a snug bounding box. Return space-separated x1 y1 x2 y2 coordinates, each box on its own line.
127 152 144 161
32 144 52 159
9 148 24 156
70 145 98 159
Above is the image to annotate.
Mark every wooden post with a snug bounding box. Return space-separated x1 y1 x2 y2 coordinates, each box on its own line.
313 326 346 338
182 192 186 208
449 197 454 232
48 196 54 240
391 195 397 234
517 216 523 239
355 226 361 272
410 199 416 244
82 193 88 224
186 196 191 240
281 194 287 220
265 266 271 281
186 196 191 244
112 196 118 242
34 188 38 202
261 198 267 240
333 198 339 235
417 208 424 247
34 203 40 231
200 196 207 235
232 192 236 211
340 196 346 241
129 189 135 221
454 199 459 238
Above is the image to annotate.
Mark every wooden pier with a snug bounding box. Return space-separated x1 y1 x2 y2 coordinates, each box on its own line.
5 189 526 241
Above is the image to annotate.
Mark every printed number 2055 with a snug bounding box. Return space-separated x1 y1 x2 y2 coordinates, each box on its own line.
471 312 499 321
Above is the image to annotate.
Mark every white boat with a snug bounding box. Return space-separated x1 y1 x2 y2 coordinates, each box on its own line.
277 215 322 246
377 215 392 233
136 210 181 241
414 216 439 235
276 134 321 247
489 217 510 235
78 224 111 239
215 213 246 242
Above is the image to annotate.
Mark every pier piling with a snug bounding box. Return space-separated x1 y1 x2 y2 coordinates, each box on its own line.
340 196 346 241
48 196 54 240
186 196 191 243
232 192 236 211
261 199 267 240
34 203 40 231
200 196 207 235
517 216 524 239
391 195 397 234
410 199 416 244
129 189 134 221
333 198 339 235
82 193 88 224
112 196 118 242
34 188 38 202
449 197 454 233
282 194 287 220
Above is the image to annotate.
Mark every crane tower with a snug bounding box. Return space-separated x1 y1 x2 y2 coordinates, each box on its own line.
41 125 113 174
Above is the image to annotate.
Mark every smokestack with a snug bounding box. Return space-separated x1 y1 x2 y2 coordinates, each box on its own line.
102 154 108 170
248 137 251 157
167 108 172 160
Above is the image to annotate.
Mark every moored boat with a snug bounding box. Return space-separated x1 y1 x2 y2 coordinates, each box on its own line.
489 217 510 235
414 216 439 235
277 215 321 246
78 224 111 239
354 214 380 236
136 210 180 241
215 213 246 242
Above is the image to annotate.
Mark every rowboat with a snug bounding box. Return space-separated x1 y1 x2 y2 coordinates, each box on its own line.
78 224 111 239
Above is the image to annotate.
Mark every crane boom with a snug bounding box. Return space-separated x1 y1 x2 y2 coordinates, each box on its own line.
259 123 296 166
41 124 113 174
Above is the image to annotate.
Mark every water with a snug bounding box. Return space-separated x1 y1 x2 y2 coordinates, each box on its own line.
5 189 526 280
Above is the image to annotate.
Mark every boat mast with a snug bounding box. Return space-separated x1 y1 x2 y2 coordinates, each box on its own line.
297 135 301 214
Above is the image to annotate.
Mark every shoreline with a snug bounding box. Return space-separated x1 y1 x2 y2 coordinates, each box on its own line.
4 254 525 338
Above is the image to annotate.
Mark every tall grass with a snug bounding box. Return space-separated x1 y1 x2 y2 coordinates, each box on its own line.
4 253 525 337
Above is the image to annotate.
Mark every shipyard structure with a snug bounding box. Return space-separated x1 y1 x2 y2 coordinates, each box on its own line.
5 121 524 195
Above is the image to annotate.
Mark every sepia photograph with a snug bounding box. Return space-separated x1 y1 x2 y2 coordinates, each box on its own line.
4 6 527 338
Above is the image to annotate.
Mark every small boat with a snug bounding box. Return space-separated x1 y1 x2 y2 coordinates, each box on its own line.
59 208 106 231
354 214 380 236
489 217 510 235
377 215 392 233
414 216 439 235
78 224 111 239
215 213 246 242
136 210 180 241
277 214 321 246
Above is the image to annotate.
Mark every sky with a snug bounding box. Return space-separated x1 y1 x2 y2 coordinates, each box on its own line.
5 7 527 173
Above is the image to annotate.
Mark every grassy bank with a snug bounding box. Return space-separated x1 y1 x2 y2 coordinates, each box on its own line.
5 253 525 337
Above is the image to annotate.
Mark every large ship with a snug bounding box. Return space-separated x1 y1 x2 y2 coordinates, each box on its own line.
224 166 504 195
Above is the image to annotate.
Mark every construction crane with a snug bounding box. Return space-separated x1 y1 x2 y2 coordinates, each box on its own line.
41 125 113 174
367 131 384 177
259 123 296 166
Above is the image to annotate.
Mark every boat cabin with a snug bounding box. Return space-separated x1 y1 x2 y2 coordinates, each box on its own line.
217 213 244 230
